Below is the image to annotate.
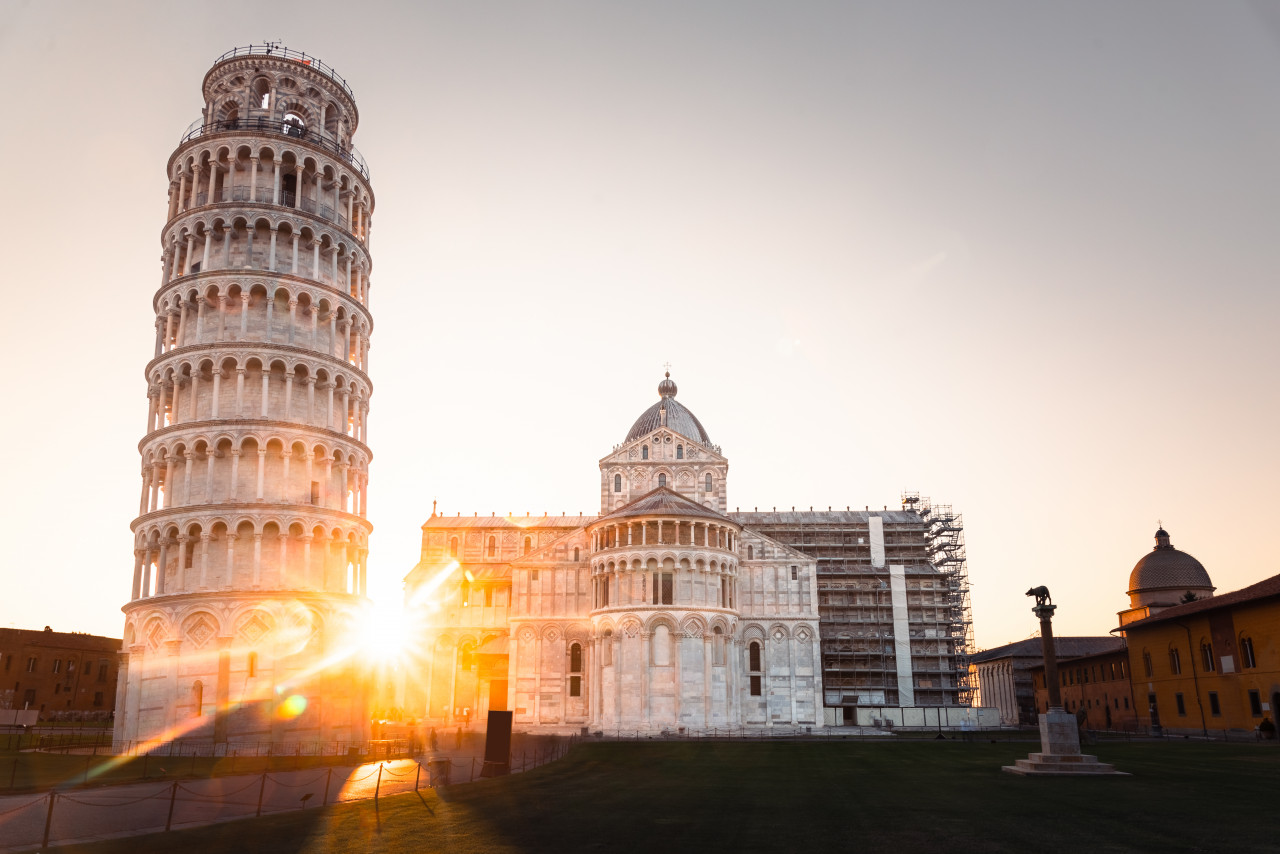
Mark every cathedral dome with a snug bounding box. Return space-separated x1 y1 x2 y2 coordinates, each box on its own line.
1128 527 1214 601
624 373 712 445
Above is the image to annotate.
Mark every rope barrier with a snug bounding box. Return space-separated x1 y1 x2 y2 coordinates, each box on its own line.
58 789 169 807
0 796 47 818
176 776 263 798
263 771 329 788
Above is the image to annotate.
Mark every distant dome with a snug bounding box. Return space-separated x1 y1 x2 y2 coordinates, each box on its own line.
624 373 712 445
1128 527 1213 599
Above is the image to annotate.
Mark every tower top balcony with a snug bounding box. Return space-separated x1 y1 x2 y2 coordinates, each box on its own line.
210 44 355 103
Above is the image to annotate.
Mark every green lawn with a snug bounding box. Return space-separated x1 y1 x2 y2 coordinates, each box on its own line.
59 740 1279 854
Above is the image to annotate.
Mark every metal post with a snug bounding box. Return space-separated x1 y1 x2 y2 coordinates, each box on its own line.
166 781 178 831
374 763 383 800
42 792 56 849
256 772 267 817
414 762 421 791
322 767 332 806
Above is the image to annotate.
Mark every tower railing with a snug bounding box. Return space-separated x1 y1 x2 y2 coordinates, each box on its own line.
179 117 370 181
212 44 356 102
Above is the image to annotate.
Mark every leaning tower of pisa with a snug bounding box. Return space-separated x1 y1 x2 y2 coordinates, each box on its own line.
114 46 375 751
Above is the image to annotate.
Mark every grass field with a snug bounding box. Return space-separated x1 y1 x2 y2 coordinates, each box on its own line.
56 740 1279 854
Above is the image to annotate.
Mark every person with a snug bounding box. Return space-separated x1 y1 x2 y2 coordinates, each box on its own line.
428 727 438 751
455 727 462 750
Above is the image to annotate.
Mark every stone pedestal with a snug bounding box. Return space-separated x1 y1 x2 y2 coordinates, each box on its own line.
1002 708 1127 776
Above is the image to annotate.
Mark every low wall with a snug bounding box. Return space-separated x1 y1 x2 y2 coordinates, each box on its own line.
823 706 1002 729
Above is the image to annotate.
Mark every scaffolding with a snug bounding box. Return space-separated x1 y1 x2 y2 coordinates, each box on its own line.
907 492 975 706
732 498 971 713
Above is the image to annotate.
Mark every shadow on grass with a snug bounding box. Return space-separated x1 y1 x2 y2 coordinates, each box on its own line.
56 740 1280 854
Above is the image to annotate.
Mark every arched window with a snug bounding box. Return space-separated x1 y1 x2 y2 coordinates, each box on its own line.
574 547 580 561
449 537 458 558
192 681 204 717
1168 647 1182 675
676 444 683 459
658 474 667 488
1142 650 1152 677
283 112 306 138
487 536 496 557
747 545 754 560
568 642 583 698
705 473 713 492
748 641 762 696
247 652 258 678
523 536 532 555
614 474 621 492
1201 641 1215 672
1241 636 1257 669
641 445 648 460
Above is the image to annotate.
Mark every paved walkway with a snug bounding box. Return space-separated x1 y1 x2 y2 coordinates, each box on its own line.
0 757 433 852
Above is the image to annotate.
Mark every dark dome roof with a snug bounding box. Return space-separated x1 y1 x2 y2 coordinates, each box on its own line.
1128 529 1213 594
624 374 712 445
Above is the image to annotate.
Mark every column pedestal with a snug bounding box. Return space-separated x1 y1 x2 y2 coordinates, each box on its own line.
1002 708 1127 776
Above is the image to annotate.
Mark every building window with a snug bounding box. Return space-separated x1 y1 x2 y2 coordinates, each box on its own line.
1142 651 1152 677
1208 692 1221 716
485 586 494 606
750 674 762 696
658 474 667 488
52 659 61 675
1241 637 1256 669
1175 693 1186 716
1124 697 1129 709
1201 642 1215 672
749 641 762 672
641 445 648 460
705 473 713 492
791 566 799 581
449 538 458 558
487 536 496 557
614 474 621 492
569 643 582 673
93 692 103 708
98 663 108 681
676 444 683 459
569 675 581 697
574 547 580 561
530 570 539 582
192 681 204 717
1119 660 1126 678
25 657 36 673
600 577 609 607
523 536 532 555
247 652 258 678
1168 648 1181 675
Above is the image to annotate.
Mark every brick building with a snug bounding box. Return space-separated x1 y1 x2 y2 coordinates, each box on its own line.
970 637 1123 726
0 627 121 720
1122 572 1280 737
1029 643 1138 731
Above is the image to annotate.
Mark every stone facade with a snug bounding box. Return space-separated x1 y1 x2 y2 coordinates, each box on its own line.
0 628 121 720
114 45 375 751
405 375 973 732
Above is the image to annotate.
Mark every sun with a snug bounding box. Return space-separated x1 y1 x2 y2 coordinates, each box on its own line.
353 599 410 665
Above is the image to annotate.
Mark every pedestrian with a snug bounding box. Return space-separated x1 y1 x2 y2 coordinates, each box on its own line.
455 727 462 750
429 727 438 751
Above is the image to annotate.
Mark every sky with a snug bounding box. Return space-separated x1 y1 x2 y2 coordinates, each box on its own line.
1 1 1278 653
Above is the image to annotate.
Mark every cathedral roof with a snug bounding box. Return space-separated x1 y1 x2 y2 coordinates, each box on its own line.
596 487 737 525
422 513 597 529
624 373 712 446
1128 527 1213 595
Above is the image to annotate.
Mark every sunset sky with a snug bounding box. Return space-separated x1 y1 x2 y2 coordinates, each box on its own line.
1 1 1277 652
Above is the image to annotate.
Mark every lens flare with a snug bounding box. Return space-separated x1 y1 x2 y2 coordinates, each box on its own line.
276 694 308 719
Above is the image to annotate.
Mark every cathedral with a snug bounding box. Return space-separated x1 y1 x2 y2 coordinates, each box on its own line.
405 373 975 732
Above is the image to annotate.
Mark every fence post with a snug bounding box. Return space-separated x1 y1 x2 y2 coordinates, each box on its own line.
470 757 476 782
322 767 332 806
9 756 18 789
42 792 56 849
415 762 421 791
166 781 179 831
375 763 383 801
256 772 267 817
142 752 149 779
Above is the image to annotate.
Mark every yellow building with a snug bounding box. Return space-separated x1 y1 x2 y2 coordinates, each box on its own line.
1123 569 1280 738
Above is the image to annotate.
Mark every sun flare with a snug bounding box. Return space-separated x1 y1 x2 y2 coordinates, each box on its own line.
353 599 411 665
